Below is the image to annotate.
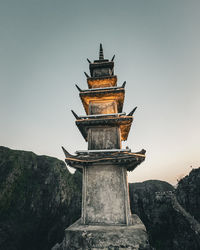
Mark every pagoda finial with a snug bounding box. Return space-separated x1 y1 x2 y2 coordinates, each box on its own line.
99 43 104 60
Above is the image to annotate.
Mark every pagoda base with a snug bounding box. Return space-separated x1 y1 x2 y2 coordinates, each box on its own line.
52 215 151 250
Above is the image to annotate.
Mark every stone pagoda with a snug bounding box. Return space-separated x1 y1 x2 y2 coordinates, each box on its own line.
58 45 150 250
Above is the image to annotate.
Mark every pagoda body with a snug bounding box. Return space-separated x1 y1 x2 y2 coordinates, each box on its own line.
56 45 150 250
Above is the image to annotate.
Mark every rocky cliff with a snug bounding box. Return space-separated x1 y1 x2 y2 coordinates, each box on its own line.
0 146 82 250
176 167 200 223
129 180 200 250
1 146 200 250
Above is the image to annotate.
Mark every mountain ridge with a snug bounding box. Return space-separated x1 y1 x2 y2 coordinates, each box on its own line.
0 146 199 250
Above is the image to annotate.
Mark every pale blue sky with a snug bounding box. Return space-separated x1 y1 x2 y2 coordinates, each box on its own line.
0 0 200 184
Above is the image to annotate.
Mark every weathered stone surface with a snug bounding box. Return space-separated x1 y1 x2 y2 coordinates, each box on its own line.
88 127 120 149
54 215 151 250
82 164 131 225
92 67 112 77
89 100 117 115
0 146 82 250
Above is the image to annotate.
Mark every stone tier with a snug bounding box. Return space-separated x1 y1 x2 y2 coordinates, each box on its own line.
89 60 114 77
76 115 133 143
79 87 124 115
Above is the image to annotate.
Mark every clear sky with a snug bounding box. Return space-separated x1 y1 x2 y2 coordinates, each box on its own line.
0 0 200 184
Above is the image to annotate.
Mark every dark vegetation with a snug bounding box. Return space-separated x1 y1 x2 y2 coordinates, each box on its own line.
0 146 200 250
0 146 82 250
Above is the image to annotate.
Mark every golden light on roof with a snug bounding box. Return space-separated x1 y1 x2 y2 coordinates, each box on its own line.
80 90 124 115
87 76 117 89
120 120 132 141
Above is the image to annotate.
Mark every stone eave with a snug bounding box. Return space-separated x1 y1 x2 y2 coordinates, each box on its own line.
93 59 109 63
62 147 146 172
87 75 117 89
78 85 123 92
75 116 133 142
79 88 125 114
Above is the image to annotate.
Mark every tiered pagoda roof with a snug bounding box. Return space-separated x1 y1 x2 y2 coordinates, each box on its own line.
86 44 117 89
62 44 146 171
78 85 125 115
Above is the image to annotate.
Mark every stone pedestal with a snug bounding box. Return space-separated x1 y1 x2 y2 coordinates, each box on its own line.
53 215 151 250
82 163 131 225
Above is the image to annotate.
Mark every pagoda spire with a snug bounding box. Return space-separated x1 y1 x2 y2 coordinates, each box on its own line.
99 43 104 60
